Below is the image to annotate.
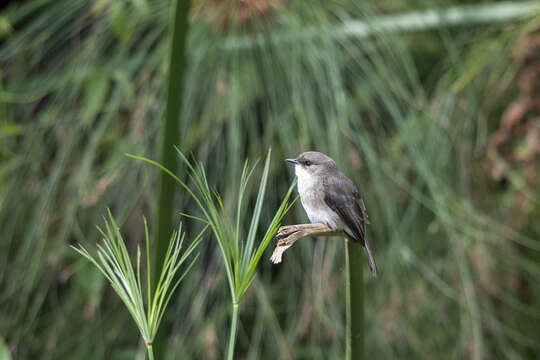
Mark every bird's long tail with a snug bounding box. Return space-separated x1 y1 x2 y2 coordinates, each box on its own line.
363 242 378 277
344 230 378 277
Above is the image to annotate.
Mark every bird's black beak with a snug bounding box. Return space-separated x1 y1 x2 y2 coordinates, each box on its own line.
286 158 299 165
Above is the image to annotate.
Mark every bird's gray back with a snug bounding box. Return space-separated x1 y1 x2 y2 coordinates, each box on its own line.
322 171 369 243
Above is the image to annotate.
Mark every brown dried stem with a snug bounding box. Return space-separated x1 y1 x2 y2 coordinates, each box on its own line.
270 223 351 263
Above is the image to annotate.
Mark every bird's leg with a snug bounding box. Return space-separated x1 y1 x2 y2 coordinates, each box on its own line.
270 223 348 264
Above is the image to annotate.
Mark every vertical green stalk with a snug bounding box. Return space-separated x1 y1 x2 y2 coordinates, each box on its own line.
227 302 240 360
147 345 155 360
153 0 191 357
345 239 364 360
155 0 191 284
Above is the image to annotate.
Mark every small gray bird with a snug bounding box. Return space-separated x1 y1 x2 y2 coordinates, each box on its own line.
286 151 378 276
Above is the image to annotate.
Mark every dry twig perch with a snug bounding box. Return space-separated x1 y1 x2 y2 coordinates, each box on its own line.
270 223 352 263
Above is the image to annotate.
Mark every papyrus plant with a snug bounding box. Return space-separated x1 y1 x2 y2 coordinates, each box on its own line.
72 211 206 359
130 148 296 360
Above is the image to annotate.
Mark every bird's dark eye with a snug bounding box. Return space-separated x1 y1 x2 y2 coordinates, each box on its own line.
305 160 311 166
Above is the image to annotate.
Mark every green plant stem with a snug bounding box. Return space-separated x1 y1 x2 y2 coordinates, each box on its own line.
227 302 240 360
147 345 154 360
225 1 540 49
345 239 364 360
153 0 191 358
154 0 191 285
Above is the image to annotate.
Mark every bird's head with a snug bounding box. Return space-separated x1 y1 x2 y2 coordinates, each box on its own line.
286 151 337 178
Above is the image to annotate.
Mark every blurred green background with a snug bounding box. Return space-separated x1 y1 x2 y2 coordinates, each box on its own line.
1 0 540 359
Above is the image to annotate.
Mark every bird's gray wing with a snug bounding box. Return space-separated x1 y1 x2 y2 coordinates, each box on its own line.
322 173 369 245
323 173 378 276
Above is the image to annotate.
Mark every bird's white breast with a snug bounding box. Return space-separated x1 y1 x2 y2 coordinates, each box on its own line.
295 165 318 193
295 165 342 229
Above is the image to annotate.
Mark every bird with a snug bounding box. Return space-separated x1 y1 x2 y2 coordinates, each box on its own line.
286 151 378 276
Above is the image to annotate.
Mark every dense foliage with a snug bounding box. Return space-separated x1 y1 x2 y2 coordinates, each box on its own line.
1 0 539 359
